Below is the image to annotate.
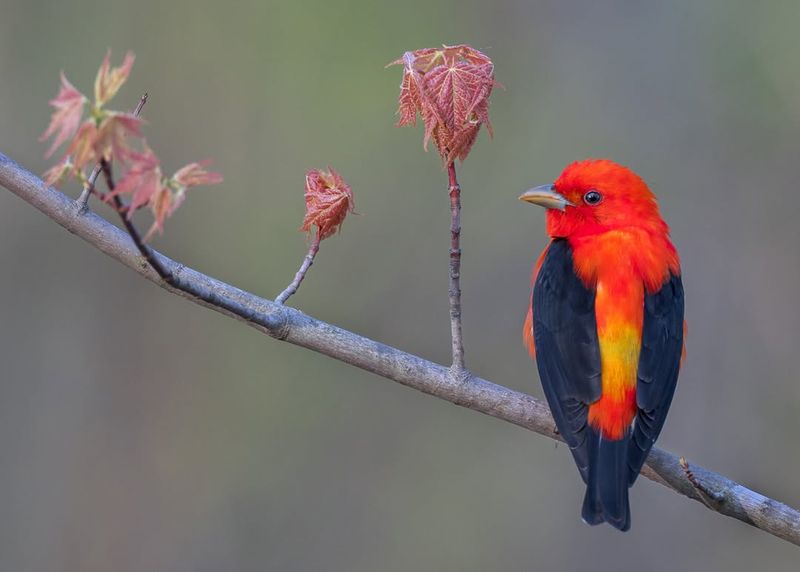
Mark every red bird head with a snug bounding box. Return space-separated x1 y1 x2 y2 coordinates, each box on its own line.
520 159 668 239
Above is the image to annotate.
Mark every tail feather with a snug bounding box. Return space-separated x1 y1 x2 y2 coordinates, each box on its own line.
581 427 631 532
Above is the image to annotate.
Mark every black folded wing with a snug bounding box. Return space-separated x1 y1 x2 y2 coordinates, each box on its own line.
628 273 684 484
532 239 602 483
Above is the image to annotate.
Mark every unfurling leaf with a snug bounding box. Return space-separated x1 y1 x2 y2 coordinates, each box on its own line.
40 72 87 158
40 49 222 241
93 112 142 163
41 51 143 183
109 151 222 240
301 168 354 240
148 161 223 239
389 44 497 164
94 50 135 107
173 161 223 188
66 121 98 173
43 155 74 187
110 148 163 214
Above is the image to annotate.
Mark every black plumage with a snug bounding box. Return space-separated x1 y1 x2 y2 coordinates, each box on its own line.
532 239 684 531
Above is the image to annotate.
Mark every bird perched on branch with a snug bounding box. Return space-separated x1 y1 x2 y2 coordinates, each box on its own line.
521 159 684 531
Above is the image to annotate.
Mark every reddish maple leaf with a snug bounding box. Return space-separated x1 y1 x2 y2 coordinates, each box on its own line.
66 121 98 173
94 50 135 107
141 160 222 240
108 148 163 214
40 72 87 158
93 112 142 163
301 168 354 240
173 161 223 188
43 155 73 187
389 44 496 164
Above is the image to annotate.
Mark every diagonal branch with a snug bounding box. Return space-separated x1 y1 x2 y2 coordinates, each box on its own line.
1 150 800 546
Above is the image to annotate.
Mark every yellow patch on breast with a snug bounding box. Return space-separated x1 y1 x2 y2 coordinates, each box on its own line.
597 323 641 401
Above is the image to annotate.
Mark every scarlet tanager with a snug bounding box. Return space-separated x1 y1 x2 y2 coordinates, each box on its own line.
521 159 684 531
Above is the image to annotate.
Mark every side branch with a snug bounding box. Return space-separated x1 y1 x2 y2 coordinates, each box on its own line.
1 150 799 546
447 161 466 372
275 234 321 305
100 159 173 283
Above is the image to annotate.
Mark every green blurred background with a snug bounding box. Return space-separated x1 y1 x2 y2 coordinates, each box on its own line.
2 0 800 570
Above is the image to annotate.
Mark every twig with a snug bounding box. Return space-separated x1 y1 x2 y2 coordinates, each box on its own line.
447 161 466 373
94 93 173 284
2 151 800 546
75 164 103 212
275 233 322 304
75 93 148 211
99 158 173 284
680 456 725 507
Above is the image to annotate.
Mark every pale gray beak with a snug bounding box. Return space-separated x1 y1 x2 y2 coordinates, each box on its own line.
519 184 574 211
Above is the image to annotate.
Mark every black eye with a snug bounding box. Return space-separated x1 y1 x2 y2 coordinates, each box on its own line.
583 190 602 205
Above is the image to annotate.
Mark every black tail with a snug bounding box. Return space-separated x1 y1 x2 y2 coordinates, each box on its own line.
581 427 631 531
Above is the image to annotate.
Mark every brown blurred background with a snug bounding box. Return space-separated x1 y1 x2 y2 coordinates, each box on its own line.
2 0 800 570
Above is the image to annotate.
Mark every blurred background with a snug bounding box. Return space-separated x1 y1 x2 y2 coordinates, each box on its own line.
2 0 800 570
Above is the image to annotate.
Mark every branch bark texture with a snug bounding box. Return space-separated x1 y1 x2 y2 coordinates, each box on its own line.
275 234 321 305
447 161 465 372
1 150 799 546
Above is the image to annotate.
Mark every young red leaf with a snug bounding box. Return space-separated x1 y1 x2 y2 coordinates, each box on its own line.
66 121 99 172
93 112 142 163
42 155 73 187
301 168 354 240
144 184 177 241
108 148 163 214
173 161 223 188
40 72 87 158
94 50 136 107
389 44 496 164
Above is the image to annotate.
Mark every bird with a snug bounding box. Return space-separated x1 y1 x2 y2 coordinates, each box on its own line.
520 159 684 531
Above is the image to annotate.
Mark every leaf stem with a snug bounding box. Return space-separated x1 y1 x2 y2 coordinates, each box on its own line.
275 233 322 305
100 158 174 284
448 161 466 373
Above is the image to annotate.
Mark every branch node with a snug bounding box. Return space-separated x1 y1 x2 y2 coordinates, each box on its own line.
75 164 103 212
266 307 291 340
680 456 725 507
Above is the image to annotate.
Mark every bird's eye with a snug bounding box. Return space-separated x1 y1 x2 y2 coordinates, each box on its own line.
583 190 602 205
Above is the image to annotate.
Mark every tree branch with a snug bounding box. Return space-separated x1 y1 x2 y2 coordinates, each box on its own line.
275 233 321 305
2 150 799 546
447 161 466 372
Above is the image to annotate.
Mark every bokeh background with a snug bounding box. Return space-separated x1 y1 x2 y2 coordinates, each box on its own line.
2 1 800 570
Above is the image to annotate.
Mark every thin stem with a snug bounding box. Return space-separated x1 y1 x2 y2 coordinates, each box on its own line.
75 164 103 211
99 159 174 284
447 161 466 372
76 93 148 211
275 233 322 305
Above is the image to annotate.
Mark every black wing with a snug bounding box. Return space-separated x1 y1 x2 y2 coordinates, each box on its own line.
532 239 602 483
627 273 684 484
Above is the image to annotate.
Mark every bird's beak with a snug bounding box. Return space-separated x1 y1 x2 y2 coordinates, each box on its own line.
519 184 574 211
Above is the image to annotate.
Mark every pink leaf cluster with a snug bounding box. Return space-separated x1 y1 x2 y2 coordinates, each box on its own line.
108 150 222 240
390 45 496 164
95 51 135 107
41 51 141 185
41 50 223 240
301 168 354 240
40 73 87 159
